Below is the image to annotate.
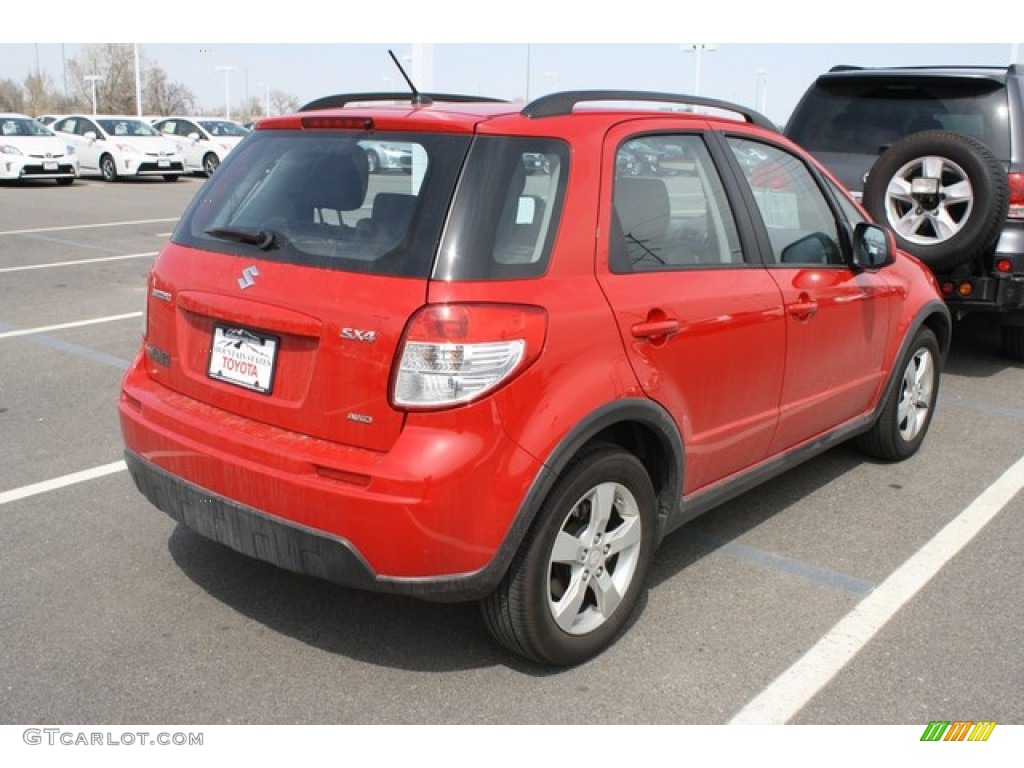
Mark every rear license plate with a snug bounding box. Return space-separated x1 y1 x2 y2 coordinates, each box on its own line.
207 325 278 394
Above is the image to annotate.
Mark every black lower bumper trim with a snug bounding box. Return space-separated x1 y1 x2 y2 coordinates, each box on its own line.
123 450 497 602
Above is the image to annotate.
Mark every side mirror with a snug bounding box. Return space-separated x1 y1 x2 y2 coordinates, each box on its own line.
187 132 201 142
84 131 97 142
852 222 894 270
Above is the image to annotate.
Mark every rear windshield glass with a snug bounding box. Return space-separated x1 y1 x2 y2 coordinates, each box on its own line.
786 76 1011 161
174 129 471 278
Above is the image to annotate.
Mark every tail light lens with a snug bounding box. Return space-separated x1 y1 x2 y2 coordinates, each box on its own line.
1009 173 1024 219
393 304 547 409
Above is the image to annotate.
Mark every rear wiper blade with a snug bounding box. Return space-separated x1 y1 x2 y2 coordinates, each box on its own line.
205 226 276 250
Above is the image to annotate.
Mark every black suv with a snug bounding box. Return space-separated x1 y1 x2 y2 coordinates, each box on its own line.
785 64 1024 359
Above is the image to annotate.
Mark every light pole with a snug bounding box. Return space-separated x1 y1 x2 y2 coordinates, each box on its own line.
257 82 271 117
755 68 768 114
216 66 236 120
133 43 143 116
84 75 103 115
680 44 717 96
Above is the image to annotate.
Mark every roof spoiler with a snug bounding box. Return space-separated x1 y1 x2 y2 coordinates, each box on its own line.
300 92 508 111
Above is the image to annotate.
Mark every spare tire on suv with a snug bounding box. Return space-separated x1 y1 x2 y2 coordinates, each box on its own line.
862 130 1009 272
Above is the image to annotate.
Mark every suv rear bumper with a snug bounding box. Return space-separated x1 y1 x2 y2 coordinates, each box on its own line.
940 273 1024 313
118 356 544 600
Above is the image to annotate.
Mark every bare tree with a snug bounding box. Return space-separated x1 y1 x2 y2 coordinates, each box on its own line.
145 66 196 116
66 44 194 116
68 43 137 114
22 71 78 116
270 90 299 116
0 78 24 113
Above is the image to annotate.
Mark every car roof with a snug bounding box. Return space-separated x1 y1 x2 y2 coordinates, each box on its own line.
156 116 232 121
257 89 777 136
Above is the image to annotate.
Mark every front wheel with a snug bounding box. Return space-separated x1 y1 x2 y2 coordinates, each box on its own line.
857 327 940 461
481 443 657 666
202 153 220 176
100 155 118 182
162 174 179 182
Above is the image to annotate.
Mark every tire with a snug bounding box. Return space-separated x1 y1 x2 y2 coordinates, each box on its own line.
100 154 118 182
202 153 220 176
55 177 74 186
163 175 179 182
857 327 940 461
862 130 1008 272
481 443 657 666
1002 323 1024 361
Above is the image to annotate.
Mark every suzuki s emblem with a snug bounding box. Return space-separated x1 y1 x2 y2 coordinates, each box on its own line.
237 265 259 289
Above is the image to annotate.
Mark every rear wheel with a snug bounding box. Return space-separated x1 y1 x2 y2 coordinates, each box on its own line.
857 327 940 461
481 443 656 666
1002 323 1024 361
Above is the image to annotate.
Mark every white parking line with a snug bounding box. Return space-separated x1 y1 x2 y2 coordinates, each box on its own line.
729 453 1024 724
0 312 142 340
0 251 157 273
0 461 127 506
0 218 178 237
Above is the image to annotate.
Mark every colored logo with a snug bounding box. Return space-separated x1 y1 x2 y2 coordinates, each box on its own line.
920 721 996 742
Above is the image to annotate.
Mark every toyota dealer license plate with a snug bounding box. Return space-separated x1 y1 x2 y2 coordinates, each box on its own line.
207 325 278 394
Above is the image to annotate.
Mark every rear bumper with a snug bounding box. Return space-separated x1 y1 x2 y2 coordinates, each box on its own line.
125 449 380 591
940 273 1024 314
118 357 544 601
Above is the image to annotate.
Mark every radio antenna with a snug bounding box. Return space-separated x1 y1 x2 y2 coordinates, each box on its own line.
389 50 432 105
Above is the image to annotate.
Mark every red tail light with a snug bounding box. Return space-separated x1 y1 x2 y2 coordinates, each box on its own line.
1009 173 1024 219
392 304 548 409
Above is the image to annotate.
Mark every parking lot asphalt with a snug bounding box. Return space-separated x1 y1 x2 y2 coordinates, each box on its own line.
0 176 1021 729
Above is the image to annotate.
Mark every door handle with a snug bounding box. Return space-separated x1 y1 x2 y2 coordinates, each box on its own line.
631 318 680 340
787 295 818 321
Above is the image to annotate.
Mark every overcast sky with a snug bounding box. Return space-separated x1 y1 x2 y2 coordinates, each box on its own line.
2 2 1018 125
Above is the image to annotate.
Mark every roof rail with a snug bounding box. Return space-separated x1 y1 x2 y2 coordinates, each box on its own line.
300 92 509 111
829 65 862 72
520 90 776 131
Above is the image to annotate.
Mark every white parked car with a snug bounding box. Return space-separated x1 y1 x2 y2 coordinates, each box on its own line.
152 116 249 176
51 114 185 182
0 113 79 185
